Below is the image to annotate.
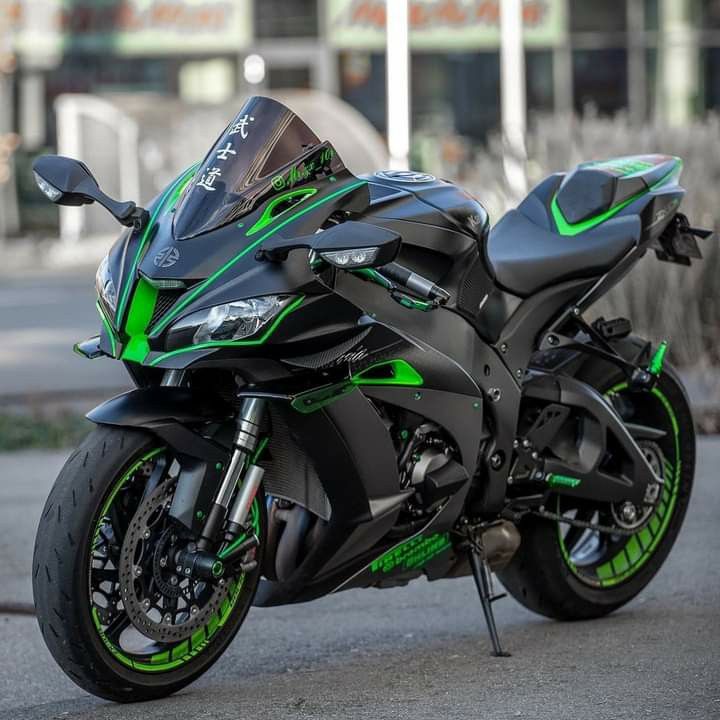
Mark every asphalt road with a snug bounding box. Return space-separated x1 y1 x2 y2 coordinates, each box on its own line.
0 266 128 399
0 440 718 719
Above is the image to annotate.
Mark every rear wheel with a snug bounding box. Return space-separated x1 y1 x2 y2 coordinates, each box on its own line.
33 426 264 701
498 359 695 620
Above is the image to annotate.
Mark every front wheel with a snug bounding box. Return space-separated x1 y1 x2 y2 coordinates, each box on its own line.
498 358 695 620
32 426 264 702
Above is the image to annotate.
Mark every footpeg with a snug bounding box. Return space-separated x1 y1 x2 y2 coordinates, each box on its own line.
468 550 511 657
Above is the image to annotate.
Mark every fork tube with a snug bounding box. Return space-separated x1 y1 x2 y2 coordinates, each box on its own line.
198 398 266 548
160 369 186 386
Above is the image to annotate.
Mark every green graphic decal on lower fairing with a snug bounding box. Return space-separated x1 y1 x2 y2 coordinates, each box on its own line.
370 533 451 574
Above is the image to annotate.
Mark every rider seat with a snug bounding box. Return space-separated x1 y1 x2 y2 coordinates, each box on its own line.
486 155 678 297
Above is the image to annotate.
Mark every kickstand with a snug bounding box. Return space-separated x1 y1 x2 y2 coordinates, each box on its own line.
468 550 511 657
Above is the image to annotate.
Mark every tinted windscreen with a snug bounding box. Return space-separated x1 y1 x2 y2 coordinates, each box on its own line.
173 96 324 239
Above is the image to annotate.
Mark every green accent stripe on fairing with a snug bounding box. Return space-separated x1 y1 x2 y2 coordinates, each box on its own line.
550 158 682 237
245 187 317 236
166 163 199 213
91 450 261 673
351 359 424 387
95 300 117 357
148 295 305 366
120 277 158 363
148 180 367 337
115 165 198 322
557 381 682 588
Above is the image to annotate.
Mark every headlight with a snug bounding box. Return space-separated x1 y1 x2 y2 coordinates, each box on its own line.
173 295 294 344
95 255 117 313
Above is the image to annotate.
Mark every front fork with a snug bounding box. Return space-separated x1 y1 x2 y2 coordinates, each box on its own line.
199 397 266 551
162 371 266 554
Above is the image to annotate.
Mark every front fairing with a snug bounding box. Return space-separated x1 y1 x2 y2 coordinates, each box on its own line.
97 163 369 367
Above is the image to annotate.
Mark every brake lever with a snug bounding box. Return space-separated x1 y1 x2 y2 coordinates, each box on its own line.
390 288 437 312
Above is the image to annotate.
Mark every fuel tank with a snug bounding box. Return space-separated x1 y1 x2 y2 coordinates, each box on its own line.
355 170 499 331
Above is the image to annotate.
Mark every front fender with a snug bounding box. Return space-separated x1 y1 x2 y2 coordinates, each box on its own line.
87 387 234 534
87 387 232 464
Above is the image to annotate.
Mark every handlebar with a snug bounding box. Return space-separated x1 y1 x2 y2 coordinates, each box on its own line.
346 263 450 310
380 263 451 304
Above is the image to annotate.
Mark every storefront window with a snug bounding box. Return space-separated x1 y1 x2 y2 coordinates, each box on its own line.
526 50 554 113
411 53 500 141
703 47 720 109
267 66 312 89
702 0 720 28
644 0 659 30
254 0 318 39
572 48 629 113
569 0 627 33
339 52 386 133
46 55 180 97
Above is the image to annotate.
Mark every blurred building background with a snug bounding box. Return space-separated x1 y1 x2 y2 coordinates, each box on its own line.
3 1 720 236
1 0 720 401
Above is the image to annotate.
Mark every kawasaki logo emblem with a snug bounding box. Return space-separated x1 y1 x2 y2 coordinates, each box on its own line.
154 246 180 268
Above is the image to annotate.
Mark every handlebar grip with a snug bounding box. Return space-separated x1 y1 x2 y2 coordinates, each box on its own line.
382 262 450 304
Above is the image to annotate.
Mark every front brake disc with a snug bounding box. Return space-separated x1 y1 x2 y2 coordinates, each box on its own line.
118 479 232 643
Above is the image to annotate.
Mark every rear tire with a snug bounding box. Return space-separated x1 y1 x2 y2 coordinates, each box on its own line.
498 356 695 620
33 425 264 702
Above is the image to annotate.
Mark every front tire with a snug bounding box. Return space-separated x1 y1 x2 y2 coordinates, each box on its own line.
499 358 695 620
33 426 264 702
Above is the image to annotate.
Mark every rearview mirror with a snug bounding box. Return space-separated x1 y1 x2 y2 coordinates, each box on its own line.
32 155 148 229
258 221 401 269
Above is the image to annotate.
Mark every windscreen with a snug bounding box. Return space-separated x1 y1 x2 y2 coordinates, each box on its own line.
173 96 329 239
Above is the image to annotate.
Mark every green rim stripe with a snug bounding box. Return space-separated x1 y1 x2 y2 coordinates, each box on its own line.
148 295 305 367
115 165 198 322
148 180 367 337
91 449 261 673
558 381 682 587
95 300 117 357
593 385 682 587
550 158 682 237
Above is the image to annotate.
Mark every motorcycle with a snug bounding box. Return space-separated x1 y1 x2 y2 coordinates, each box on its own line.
31 96 711 702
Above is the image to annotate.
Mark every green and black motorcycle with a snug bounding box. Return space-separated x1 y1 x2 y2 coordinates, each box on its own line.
32 97 709 702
